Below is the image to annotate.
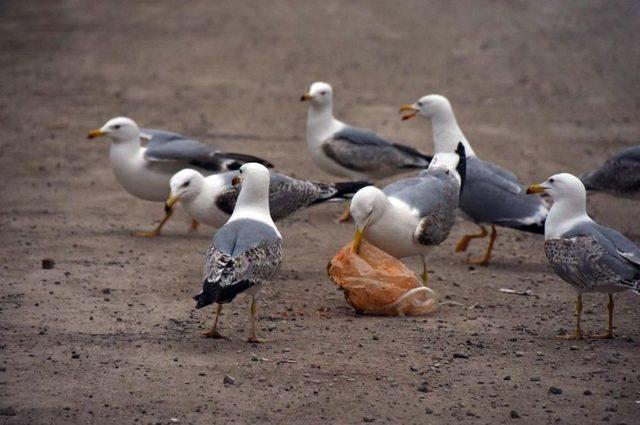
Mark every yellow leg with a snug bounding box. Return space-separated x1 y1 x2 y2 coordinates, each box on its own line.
557 295 583 340
590 294 614 339
133 203 174 237
468 225 497 266
190 219 200 232
337 206 352 223
247 296 264 343
202 304 228 339
420 256 429 286
455 225 488 252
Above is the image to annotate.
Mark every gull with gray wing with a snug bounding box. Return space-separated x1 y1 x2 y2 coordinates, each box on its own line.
194 163 282 343
87 117 273 236
400 95 547 265
166 168 370 229
580 145 640 199
527 173 639 339
350 144 466 283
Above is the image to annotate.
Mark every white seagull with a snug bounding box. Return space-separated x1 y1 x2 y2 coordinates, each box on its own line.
527 173 639 339
87 117 273 236
350 144 466 283
400 95 548 265
300 81 432 181
166 169 370 229
194 163 283 343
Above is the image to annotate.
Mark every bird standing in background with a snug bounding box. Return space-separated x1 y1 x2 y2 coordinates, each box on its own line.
527 173 639 339
194 163 282 343
580 145 640 199
87 117 273 236
301 82 431 221
400 95 547 265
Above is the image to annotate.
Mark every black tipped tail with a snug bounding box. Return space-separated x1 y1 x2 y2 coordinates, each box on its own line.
314 181 372 204
216 152 275 169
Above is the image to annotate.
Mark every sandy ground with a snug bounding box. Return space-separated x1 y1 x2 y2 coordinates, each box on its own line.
1 1 640 424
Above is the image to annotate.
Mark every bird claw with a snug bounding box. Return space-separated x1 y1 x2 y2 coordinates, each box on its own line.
466 257 490 266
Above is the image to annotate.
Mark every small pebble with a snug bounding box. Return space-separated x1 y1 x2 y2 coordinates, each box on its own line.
548 386 562 395
223 374 236 385
42 259 55 269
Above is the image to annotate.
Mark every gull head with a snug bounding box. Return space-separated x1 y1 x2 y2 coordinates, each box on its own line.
235 162 271 202
168 169 205 208
300 81 333 107
527 173 586 203
349 186 387 253
88 117 140 142
400 94 452 120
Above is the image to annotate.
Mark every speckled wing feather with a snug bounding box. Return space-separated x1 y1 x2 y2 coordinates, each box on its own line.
580 145 640 197
215 173 370 221
321 127 431 178
545 222 640 293
195 219 282 308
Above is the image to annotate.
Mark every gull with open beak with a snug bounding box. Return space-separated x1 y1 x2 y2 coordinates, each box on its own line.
527 173 639 339
400 95 547 265
87 116 273 236
350 144 467 284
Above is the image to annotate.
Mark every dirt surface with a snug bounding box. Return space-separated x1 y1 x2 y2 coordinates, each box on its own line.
1 1 640 424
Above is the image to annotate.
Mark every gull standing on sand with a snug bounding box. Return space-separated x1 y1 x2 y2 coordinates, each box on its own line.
400 95 547 265
580 145 640 199
166 168 370 229
527 173 639 339
300 82 431 180
87 117 273 236
350 144 466 284
194 163 282 343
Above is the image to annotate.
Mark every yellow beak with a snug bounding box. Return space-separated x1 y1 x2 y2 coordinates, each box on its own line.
87 129 106 139
165 195 180 210
352 227 364 254
399 104 418 121
526 184 546 195
300 93 314 102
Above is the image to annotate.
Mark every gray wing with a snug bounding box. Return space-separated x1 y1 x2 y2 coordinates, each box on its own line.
459 157 547 232
195 219 282 308
580 145 640 195
142 128 274 172
545 222 640 292
215 172 370 221
322 126 431 178
385 170 460 246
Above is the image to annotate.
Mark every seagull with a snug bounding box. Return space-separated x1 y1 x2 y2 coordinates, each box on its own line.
300 82 431 181
527 173 639 339
166 168 370 229
194 163 283 343
87 117 273 236
400 94 547 265
350 144 466 284
580 145 640 199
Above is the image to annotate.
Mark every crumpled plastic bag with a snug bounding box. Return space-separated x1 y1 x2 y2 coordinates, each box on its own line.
327 240 439 316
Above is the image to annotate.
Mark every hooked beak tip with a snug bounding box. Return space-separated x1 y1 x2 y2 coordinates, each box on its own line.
526 184 546 195
87 129 105 139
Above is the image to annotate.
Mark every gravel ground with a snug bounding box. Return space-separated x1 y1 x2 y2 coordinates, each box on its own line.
1 1 639 424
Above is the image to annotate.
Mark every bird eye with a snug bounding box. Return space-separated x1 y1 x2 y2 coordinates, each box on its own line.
549 178 555 183
182 181 190 187
113 125 121 130
417 102 423 108
320 91 326 95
